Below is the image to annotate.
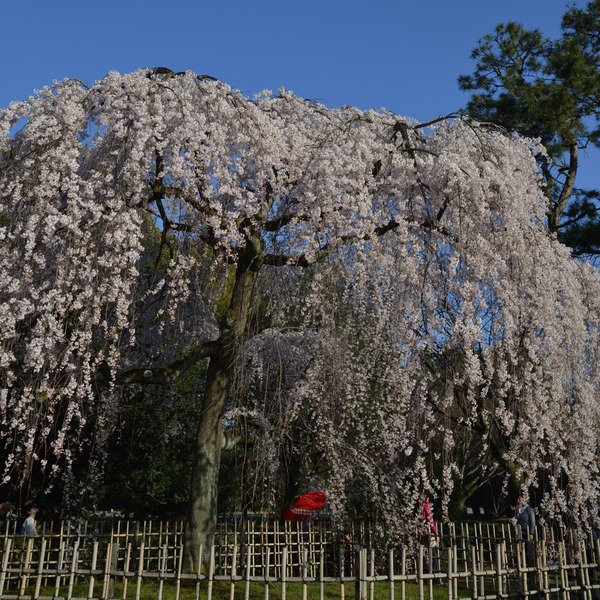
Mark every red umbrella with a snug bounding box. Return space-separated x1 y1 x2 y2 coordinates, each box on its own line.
283 491 327 520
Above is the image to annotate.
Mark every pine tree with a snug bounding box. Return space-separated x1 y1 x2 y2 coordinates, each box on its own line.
459 1 600 256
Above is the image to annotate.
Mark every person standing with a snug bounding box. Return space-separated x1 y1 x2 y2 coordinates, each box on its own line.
20 505 38 536
516 497 536 589
421 495 439 546
516 497 536 540
420 495 440 579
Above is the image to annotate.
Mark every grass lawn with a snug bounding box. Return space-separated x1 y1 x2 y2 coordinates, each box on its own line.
8 577 471 600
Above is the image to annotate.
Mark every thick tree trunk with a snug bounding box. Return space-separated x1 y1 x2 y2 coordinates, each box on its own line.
182 240 263 571
281 447 302 518
182 354 230 572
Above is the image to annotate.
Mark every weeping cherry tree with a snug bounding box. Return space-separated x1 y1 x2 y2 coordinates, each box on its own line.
1 68 600 567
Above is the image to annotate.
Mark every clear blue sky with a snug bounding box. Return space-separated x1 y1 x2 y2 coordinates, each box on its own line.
2 0 597 190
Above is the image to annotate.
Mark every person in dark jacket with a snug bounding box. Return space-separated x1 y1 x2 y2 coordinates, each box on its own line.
516 496 537 588
516 497 536 540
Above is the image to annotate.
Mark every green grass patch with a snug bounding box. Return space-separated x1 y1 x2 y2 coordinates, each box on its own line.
6 577 472 600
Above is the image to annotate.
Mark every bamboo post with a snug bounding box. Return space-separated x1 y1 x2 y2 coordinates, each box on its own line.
148 520 153 570
0 537 12 597
388 549 394 600
585 539 593 598
244 542 251 600
340 540 346 600
369 548 375 600
20 535 34 596
355 547 367 600
579 540 590 600
285 522 291 576
264 546 270 600
307 521 313 578
447 546 453 600
302 547 308 600
88 541 99 600
251 520 257 579
541 539 549 595
281 546 287 600
459 523 465 580
59 521 65 561
401 546 407 600
101 542 111 600
558 540 568 600
320 547 325 600
175 544 183 600
195 544 203 600
135 541 145 600
470 545 477 599
107 542 120 600
295 522 301 577
52 537 65 595
312 521 317 578
319 522 325 581
229 543 237 600
518 540 528 598
122 543 132 600
158 545 167 600
66 539 80 600
496 543 503 600
479 540 485 598
217 522 223 574
453 541 459 600
102 542 114 600
418 545 424 600
207 545 215 600
428 543 434 600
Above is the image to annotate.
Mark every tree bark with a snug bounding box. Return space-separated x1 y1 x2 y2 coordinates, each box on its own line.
182 352 229 572
549 142 578 232
182 239 263 571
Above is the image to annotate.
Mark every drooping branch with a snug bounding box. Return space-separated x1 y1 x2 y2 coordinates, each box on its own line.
261 212 459 268
96 340 219 386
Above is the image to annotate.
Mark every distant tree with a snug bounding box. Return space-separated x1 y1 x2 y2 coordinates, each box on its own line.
458 0 600 256
2 69 600 569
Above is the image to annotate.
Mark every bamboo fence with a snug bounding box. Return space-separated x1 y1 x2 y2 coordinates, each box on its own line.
0 518 598 600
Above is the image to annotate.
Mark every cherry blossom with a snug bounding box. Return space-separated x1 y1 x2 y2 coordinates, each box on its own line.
1 69 599 564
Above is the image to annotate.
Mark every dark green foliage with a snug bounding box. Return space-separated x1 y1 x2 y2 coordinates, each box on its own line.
562 189 600 256
459 1 600 254
97 364 207 519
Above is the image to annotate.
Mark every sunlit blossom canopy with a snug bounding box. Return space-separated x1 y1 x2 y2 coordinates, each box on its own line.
1 68 599 536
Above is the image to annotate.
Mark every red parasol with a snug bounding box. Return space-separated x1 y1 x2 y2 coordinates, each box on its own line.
283 491 327 520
